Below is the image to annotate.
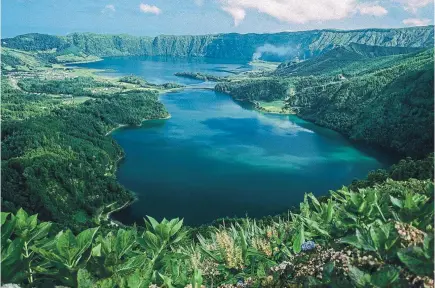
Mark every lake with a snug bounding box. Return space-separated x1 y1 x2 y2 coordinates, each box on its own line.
77 56 396 226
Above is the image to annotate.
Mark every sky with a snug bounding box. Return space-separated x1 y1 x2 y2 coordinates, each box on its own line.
1 0 434 38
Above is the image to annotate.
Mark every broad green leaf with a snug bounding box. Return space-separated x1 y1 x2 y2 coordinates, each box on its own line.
77 268 95 288
114 229 135 259
371 265 400 287
1 216 16 245
27 214 38 231
397 246 433 276
155 223 171 241
389 196 403 208
348 266 370 288
1 238 24 268
29 222 52 242
170 219 183 237
1 212 10 226
92 243 102 257
127 270 147 288
56 230 78 263
143 231 160 250
146 216 159 230
115 254 147 274
76 227 100 261
293 225 305 253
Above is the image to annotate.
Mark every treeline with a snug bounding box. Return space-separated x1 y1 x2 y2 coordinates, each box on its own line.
2 176 433 287
174 72 227 82
17 76 115 96
119 75 184 89
1 78 169 230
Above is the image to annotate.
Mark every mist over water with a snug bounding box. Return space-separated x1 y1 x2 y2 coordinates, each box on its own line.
78 57 396 226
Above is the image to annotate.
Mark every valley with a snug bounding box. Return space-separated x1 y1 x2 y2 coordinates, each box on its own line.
1 26 434 288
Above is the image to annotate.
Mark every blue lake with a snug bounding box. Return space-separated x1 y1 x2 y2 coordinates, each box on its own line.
77 57 396 226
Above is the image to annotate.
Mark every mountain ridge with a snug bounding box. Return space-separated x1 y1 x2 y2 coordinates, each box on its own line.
2 25 433 60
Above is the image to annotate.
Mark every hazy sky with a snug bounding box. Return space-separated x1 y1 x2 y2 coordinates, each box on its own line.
2 0 434 37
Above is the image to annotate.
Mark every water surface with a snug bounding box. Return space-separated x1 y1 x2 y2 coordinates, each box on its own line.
78 57 395 225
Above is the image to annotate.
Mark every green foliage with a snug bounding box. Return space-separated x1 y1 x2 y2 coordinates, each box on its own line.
174 72 226 82
219 48 434 157
1 78 169 228
3 26 433 59
1 177 434 287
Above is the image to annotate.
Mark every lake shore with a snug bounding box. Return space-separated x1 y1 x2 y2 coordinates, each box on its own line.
105 115 172 136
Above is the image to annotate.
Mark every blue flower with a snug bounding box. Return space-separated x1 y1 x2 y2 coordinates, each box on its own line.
301 240 316 251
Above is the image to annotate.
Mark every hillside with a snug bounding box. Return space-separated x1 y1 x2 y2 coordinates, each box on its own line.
275 43 425 76
2 26 433 60
216 48 434 157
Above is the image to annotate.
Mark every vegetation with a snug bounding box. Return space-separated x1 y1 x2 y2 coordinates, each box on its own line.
174 72 227 82
119 75 184 89
217 48 434 157
1 28 434 287
2 26 433 59
2 176 433 287
1 76 169 229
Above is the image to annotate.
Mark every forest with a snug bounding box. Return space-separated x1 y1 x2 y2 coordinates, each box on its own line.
1 27 434 287
216 47 434 158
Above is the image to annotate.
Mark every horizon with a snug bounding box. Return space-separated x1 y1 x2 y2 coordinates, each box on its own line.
2 0 434 38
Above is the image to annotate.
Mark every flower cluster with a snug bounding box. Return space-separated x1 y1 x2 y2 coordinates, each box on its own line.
252 237 272 256
301 240 316 251
216 231 244 269
395 222 425 247
200 258 220 277
271 245 351 281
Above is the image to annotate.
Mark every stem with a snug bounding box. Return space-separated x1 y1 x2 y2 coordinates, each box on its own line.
375 203 387 222
24 241 34 284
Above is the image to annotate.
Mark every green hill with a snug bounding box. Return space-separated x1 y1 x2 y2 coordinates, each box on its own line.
216 48 434 157
2 26 433 60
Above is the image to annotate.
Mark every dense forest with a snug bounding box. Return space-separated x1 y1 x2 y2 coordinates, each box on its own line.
216 47 434 157
1 76 169 230
1 26 434 287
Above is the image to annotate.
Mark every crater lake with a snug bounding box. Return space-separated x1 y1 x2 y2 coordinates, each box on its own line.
75 56 396 225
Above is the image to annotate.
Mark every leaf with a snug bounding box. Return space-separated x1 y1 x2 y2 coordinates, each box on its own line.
1 212 10 226
1 238 24 268
371 265 400 288
293 225 305 253
143 231 160 250
115 254 147 273
56 230 77 263
323 262 335 282
127 270 147 288
146 216 159 230
27 214 38 231
75 227 100 262
389 196 403 208
92 243 102 257
348 266 370 288
114 229 135 259
155 223 171 241
29 222 52 242
169 219 183 237
398 246 433 276
340 235 361 249
303 217 330 237
1 216 16 245
326 199 334 223
77 268 95 288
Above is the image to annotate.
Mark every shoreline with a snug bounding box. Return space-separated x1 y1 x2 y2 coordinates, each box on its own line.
105 115 171 136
